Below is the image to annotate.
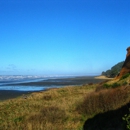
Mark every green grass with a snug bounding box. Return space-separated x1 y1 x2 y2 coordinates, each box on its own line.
120 73 130 80
103 82 121 88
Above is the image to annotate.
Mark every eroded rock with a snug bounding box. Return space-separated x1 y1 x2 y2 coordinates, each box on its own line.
116 47 130 79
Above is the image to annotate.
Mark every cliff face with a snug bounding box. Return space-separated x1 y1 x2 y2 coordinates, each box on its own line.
116 47 130 79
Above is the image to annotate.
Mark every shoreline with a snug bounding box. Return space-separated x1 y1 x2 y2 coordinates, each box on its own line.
94 75 114 79
0 90 32 101
0 76 112 101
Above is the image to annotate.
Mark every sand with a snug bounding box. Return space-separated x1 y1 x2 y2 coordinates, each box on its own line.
0 76 112 101
94 75 113 79
0 90 32 101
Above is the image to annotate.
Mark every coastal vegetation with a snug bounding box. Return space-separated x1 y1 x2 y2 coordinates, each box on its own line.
102 61 124 78
0 75 130 129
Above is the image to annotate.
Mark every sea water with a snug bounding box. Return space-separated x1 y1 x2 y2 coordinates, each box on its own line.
0 75 103 92
0 75 61 91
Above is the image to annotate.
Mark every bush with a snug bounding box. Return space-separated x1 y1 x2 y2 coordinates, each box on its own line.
103 83 121 89
111 83 121 88
103 83 111 88
123 108 130 130
122 81 128 86
120 73 130 80
77 87 129 115
95 80 110 92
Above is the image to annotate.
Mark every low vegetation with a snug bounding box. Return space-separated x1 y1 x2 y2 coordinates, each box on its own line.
102 61 124 78
0 85 95 130
123 108 130 130
0 74 130 130
77 86 130 115
120 73 130 80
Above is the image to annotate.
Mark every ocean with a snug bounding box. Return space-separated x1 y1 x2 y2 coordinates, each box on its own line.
0 75 107 100
0 75 62 91
0 75 106 92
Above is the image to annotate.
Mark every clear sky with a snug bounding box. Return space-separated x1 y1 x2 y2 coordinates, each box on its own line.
0 0 130 76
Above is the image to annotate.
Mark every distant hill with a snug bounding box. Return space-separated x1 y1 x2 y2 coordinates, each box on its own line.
102 61 124 78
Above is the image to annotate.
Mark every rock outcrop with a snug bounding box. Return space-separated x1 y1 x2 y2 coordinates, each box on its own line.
116 46 130 79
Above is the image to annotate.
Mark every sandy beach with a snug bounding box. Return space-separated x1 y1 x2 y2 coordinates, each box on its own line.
94 75 113 79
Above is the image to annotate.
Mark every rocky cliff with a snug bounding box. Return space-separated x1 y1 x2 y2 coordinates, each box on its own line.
116 46 130 78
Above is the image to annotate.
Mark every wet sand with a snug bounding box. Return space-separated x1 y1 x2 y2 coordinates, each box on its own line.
7 76 110 86
0 76 112 101
0 90 32 101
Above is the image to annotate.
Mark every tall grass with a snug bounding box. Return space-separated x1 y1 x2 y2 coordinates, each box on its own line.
0 78 130 129
0 85 94 130
77 86 130 115
27 106 68 130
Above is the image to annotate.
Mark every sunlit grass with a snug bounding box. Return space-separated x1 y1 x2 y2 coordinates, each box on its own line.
0 85 95 130
77 86 130 116
0 75 130 130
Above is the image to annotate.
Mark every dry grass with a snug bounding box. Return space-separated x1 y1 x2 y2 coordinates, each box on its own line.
0 85 95 130
1 75 130 130
77 86 130 116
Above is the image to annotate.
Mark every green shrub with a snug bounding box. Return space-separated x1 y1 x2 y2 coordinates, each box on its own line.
123 108 130 130
122 81 128 86
120 73 130 80
103 83 120 89
103 83 111 88
111 83 120 88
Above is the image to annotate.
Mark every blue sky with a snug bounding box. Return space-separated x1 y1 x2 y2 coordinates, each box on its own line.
0 0 130 76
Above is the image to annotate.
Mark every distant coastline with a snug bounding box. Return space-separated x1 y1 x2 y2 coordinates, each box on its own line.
5 75 110 86
94 75 114 79
0 76 112 101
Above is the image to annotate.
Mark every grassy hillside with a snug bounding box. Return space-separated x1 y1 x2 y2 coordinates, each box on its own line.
0 85 95 130
0 75 130 130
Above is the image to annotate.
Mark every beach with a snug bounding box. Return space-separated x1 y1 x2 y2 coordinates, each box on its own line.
0 76 112 101
0 90 32 101
94 75 113 79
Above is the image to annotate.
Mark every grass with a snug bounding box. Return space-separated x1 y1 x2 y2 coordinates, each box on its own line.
0 85 95 130
77 86 130 115
120 73 130 80
0 75 130 130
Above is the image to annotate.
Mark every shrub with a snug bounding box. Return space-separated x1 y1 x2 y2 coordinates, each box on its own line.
122 81 128 86
77 87 129 115
111 83 120 88
123 108 130 130
103 83 121 89
95 80 110 92
120 73 130 80
103 83 111 88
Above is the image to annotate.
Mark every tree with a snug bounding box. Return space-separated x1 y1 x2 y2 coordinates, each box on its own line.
102 61 124 78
